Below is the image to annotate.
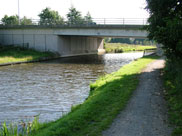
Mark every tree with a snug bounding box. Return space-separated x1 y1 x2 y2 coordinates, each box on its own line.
66 6 84 25
146 0 182 59
1 15 19 25
38 7 64 25
21 16 34 25
84 12 93 24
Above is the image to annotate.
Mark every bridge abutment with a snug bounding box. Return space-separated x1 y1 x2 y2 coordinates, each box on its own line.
0 29 59 53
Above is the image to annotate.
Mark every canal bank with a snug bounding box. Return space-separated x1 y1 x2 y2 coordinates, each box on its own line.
0 45 58 66
104 43 156 53
0 44 156 66
103 58 172 136
29 55 159 136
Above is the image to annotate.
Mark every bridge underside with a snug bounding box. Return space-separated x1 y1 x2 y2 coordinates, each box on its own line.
58 36 104 57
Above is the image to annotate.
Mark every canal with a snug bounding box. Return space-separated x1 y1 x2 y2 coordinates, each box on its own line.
0 52 143 124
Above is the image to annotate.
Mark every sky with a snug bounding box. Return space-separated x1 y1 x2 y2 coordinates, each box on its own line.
0 0 149 20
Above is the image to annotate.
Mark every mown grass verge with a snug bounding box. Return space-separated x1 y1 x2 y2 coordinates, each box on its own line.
104 43 156 53
30 55 159 136
0 45 55 64
163 60 182 136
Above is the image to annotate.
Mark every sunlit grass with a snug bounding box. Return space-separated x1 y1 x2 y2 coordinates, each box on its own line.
0 56 34 64
0 45 55 64
104 43 156 53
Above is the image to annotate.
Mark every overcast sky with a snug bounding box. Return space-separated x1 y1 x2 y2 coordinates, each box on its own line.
0 0 149 19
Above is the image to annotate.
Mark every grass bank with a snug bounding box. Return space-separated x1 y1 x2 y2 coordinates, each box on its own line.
104 43 156 53
0 45 55 64
30 55 159 136
164 60 182 136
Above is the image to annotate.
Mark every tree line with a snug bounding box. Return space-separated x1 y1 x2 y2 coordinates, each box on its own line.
0 6 93 25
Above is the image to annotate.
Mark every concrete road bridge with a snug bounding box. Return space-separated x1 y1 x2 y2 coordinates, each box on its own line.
0 18 149 57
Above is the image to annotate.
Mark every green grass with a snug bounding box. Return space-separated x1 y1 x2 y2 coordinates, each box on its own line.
163 60 182 136
104 43 156 53
0 45 55 64
0 116 40 136
30 55 159 136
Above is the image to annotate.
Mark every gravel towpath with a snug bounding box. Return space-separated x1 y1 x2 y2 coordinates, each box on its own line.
103 59 172 136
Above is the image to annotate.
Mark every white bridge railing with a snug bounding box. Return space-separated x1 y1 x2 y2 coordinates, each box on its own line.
0 18 148 26
91 18 148 25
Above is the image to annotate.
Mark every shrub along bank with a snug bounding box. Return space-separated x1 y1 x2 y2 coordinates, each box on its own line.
164 60 182 136
30 56 159 136
0 45 55 65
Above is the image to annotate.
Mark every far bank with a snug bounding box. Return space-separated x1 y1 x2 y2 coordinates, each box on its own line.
104 43 156 53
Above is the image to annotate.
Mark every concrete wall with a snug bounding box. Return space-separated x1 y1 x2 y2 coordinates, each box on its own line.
58 36 103 57
0 29 59 53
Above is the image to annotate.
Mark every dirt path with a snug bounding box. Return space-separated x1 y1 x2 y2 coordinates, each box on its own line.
103 59 172 136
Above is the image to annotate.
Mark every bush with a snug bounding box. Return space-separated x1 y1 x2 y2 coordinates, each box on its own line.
164 59 182 136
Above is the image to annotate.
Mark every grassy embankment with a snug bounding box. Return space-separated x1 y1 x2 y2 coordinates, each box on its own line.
104 43 156 53
0 45 55 64
164 60 182 136
29 55 159 136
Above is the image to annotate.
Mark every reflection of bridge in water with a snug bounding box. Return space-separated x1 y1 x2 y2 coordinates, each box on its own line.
0 18 149 57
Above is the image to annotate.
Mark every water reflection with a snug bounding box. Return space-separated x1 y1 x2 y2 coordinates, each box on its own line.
0 52 143 124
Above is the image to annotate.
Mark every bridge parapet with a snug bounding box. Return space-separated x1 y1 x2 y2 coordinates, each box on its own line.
0 25 145 30
91 18 148 25
0 18 148 26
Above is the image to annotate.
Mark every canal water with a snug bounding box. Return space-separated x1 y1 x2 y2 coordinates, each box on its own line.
0 52 143 124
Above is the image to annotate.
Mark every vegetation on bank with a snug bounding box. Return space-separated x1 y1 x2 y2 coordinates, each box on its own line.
104 43 156 53
28 56 158 136
146 0 182 135
0 116 40 136
0 45 55 64
164 60 182 136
